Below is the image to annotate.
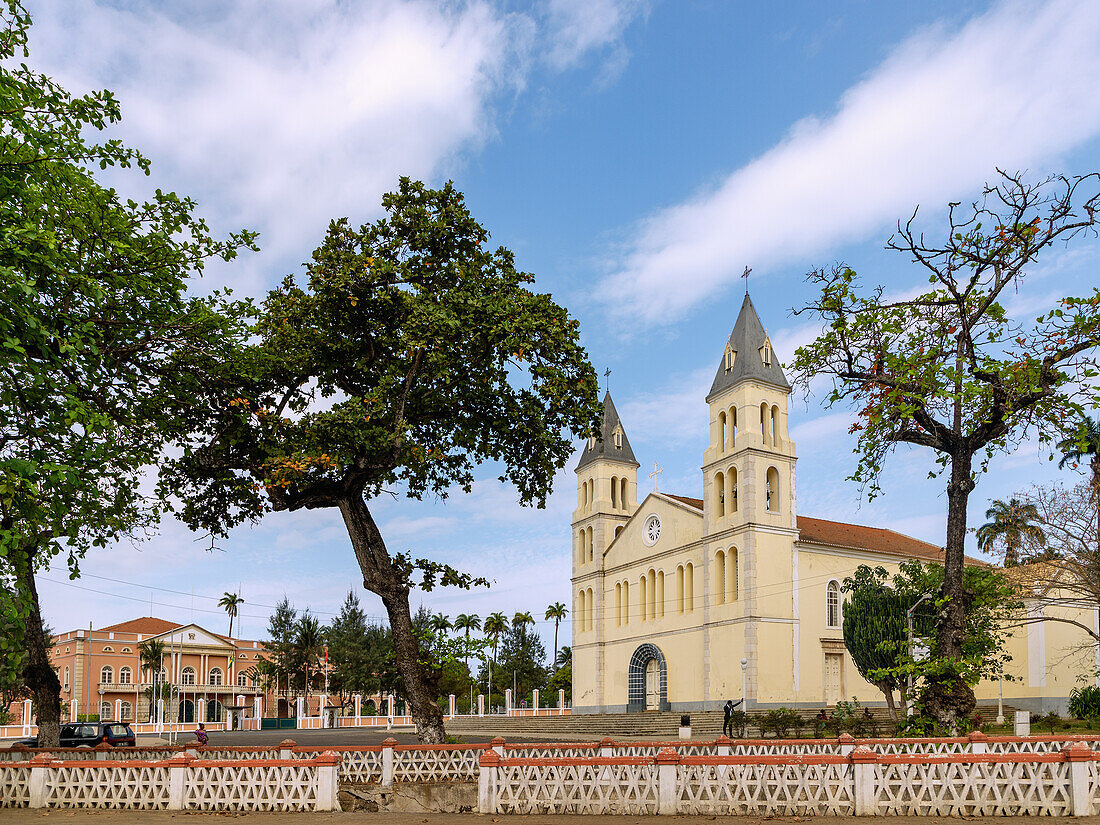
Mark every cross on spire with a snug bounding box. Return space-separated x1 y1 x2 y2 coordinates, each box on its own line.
649 460 663 493
603 367 611 394
742 265 751 294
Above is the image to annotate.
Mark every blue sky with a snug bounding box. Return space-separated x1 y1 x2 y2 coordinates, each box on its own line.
26 0 1100 648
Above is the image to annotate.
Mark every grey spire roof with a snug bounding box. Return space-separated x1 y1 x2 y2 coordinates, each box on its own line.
577 391 639 470
708 293 790 400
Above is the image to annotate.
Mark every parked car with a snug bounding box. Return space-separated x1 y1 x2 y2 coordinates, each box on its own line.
14 721 136 748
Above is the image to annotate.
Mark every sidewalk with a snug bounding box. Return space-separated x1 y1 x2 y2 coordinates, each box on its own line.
8 813 1100 824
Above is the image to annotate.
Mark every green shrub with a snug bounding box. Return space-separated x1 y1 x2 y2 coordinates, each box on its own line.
761 707 801 738
1042 712 1062 734
727 709 748 738
1069 685 1100 719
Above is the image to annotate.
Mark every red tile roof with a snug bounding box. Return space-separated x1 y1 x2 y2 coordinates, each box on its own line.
663 493 984 566
665 494 704 509
97 617 180 635
796 515 986 565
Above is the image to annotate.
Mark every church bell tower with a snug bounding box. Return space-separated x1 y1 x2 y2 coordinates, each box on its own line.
701 293 797 535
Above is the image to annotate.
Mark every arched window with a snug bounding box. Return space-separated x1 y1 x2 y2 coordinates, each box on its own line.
587 526 594 561
100 702 111 720
685 563 695 611
64 666 69 687
657 571 665 618
766 466 780 512
578 590 586 631
676 566 684 613
118 667 132 684
578 529 586 565
719 411 727 450
102 646 113 652
642 572 651 624
586 588 594 631
615 583 622 626
729 466 738 512
761 341 772 367
181 667 196 686
715 550 726 604
611 476 619 509
120 701 133 721
209 668 223 686
121 647 132 653
639 575 647 622
729 548 739 601
771 405 781 446
729 406 737 447
615 525 624 538
620 477 628 510
100 666 113 684
613 428 623 449
237 672 249 686
724 347 735 372
760 402 769 443
714 471 725 516
622 581 629 625
826 581 841 628
588 479 594 510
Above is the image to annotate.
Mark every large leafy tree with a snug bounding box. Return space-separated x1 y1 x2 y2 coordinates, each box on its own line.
976 498 1045 567
791 172 1100 729
0 2 254 746
163 179 601 741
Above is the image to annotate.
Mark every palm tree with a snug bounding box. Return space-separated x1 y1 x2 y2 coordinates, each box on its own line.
429 613 453 635
137 639 166 722
1059 414 1100 551
218 592 245 638
976 498 1045 567
512 611 535 645
453 613 481 667
483 612 507 711
544 603 567 672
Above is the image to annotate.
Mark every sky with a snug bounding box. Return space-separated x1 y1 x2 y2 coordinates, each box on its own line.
24 0 1100 652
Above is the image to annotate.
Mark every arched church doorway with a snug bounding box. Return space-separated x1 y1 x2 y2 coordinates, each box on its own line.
627 643 668 712
178 700 194 723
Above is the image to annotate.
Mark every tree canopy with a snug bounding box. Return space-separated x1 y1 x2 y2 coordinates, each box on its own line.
162 178 600 740
791 171 1100 728
0 0 254 745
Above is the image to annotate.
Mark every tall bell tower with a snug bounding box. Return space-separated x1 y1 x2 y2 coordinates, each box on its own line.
701 293 797 535
571 392 639 710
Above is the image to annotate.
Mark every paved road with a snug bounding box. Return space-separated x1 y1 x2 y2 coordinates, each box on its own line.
140 726 562 747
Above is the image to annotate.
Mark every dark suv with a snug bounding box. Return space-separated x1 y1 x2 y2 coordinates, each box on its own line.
15 721 136 748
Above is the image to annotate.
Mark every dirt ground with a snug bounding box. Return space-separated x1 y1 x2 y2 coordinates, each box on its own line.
8 813 1100 824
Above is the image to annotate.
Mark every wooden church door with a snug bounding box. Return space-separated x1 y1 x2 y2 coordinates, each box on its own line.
645 659 659 710
824 653 843 705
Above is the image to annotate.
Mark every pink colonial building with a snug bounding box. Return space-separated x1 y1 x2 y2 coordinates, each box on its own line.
49 617 271 724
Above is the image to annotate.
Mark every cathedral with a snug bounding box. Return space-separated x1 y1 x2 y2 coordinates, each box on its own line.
570 295 1092 715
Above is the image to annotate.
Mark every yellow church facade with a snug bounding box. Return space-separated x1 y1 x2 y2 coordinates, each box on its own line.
571 295 1096 715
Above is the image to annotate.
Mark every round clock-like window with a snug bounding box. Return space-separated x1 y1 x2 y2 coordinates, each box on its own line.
642 514 661 546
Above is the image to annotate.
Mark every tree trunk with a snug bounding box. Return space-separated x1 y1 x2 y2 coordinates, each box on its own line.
14 550 62 748
553 623 559 674
338 495 445 743
877 682 899 721
921 450 977 731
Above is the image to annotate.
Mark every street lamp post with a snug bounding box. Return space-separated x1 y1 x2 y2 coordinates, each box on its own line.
740 658 748 706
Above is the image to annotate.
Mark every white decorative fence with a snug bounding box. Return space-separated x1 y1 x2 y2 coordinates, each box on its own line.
476 742 1100 816
0 751 340 812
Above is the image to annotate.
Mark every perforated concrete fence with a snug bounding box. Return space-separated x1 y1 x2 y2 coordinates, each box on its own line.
0 751 340 812
476 741 1100 816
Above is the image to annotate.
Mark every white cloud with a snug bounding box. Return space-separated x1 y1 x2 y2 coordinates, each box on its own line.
597 0 1100 324
618 365 712 445
25 0 532 292
541 0 647 71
